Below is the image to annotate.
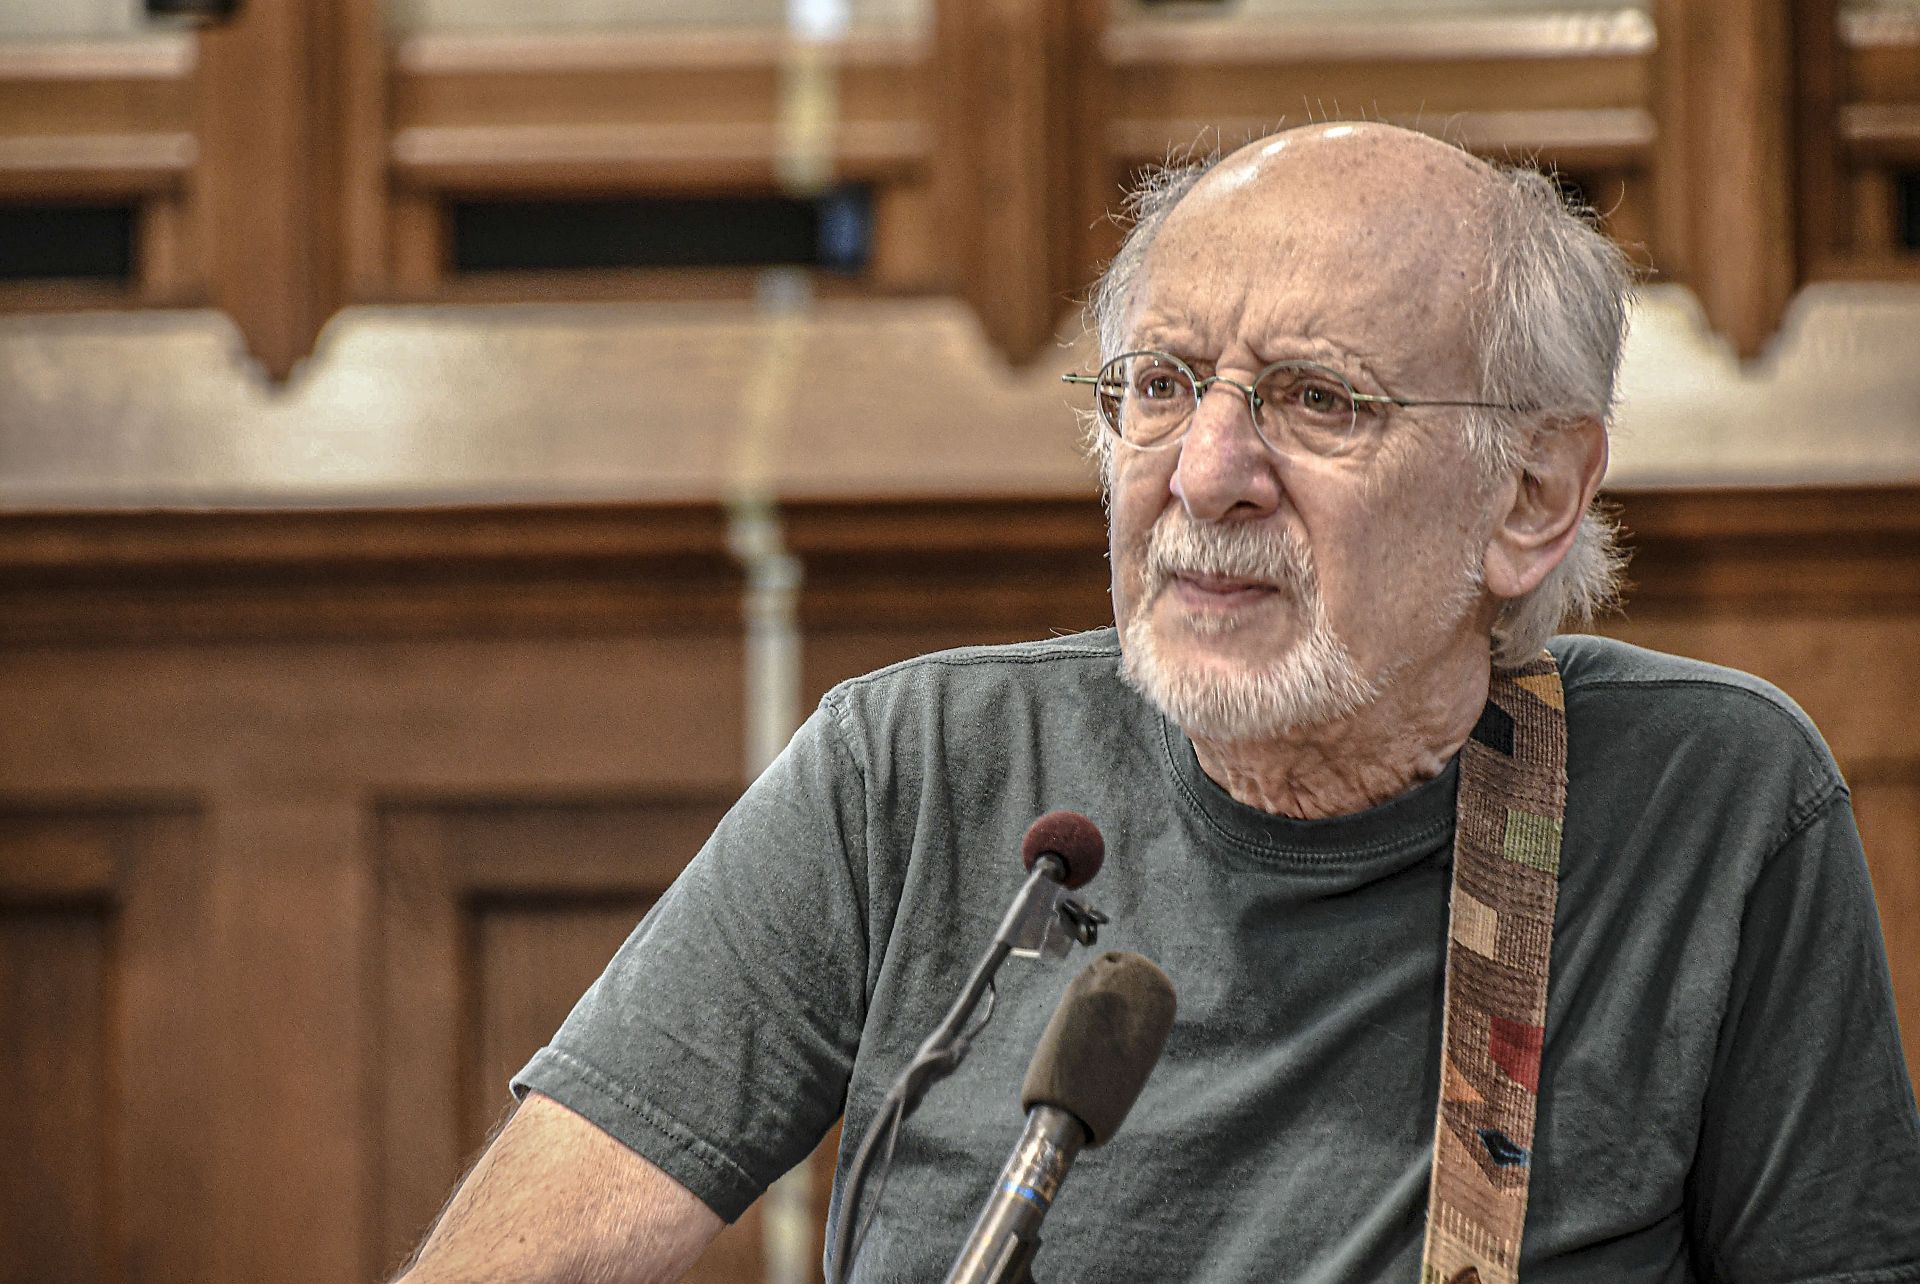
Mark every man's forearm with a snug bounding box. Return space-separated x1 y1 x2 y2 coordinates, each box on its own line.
393 1093 723 1284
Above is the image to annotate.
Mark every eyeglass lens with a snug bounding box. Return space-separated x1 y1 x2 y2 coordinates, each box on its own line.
1096 351 1362 455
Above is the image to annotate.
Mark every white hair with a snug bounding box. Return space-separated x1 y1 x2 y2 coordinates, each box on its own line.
1122 512 1380 740
1085 141 1633 670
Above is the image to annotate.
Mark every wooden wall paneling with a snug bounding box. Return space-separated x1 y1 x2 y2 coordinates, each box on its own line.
1650 0 1694 285
341 0 391 299
0 504 744 647
207 796 371 1284
934 0 1110 364
1105 13 1654 164
1823 7 1920 280
0 805 209 1284
1061 0 1117 327
385 29 928 298
374 795 796 1283
1658 0 1799 357
1850 166 1899 256
0 502 755 1280
865 176 943 291
0 38 197 311
388 190 448 295
135 189 199 304
191 0 355 380
1794 0 1846 274
390 31 925 193
1104 12 1657 275
785 496 1113 703
0 40 196 200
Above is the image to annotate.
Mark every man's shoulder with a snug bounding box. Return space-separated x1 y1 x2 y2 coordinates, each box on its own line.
810 628 1150 793
1550 633 1819 728
1548 633 1845 800
816 628 1132 736
828 629 1124 699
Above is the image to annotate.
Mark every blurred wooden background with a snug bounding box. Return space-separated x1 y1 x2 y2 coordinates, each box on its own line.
2 1 1919 1283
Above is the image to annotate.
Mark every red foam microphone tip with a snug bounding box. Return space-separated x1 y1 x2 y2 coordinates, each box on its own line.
1019 810 1105 889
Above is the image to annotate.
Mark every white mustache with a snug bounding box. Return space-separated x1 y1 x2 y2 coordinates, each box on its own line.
1143 514 1317 596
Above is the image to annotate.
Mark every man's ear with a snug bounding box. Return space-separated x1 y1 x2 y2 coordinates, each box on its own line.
1483 416 1608 601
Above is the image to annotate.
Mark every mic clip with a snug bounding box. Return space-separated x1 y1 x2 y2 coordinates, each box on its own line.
1005 885 1108 960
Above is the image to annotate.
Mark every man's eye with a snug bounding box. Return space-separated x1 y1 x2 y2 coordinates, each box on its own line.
1139 374 1184 401
1296 381 1352 416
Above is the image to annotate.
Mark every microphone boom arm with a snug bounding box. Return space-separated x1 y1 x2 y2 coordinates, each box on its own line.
829 855 1106 1283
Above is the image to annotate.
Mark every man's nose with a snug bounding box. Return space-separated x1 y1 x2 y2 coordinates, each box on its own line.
1170 381 1283 522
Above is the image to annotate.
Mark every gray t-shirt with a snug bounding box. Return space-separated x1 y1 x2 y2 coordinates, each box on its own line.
513 632 1920 1282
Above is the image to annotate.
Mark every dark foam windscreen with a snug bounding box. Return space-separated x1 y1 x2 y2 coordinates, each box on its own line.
1019 810 1105 889
1020 952 1177 1146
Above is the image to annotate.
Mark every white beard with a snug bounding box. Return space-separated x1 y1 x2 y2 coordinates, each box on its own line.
1119 515 1381 741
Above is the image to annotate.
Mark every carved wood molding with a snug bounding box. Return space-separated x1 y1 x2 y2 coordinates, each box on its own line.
5 486 1911 646
1801 1 1920 301
6 5 1918 378
0 35 197 305
933 0 1110 365
0 504 742 645
390 27 928 195
1609 484 1920 610
0 132 196 200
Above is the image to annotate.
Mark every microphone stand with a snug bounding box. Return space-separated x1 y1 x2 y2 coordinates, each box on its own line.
828 856 1105 1284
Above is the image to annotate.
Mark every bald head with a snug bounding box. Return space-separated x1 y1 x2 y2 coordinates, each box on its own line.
1084 120 1634 669
1128 122 1502 411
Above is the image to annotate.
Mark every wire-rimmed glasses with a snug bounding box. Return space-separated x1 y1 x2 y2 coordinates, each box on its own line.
1062 350 1522 457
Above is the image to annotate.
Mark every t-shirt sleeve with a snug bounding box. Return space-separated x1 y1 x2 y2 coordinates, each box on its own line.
510 695 872 1222
1685 789 1920 1282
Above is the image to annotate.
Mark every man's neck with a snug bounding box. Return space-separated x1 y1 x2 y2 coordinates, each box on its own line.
1188 645 1493 821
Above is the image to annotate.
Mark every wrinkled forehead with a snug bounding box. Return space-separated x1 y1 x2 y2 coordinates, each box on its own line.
1135 129 1494 374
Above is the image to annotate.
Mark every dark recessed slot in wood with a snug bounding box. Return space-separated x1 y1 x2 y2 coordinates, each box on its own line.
450 189 872 274
0 205 135 282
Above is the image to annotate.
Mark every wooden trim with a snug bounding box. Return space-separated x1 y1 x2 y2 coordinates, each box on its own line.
1663 0 1798 359
137 190 201 303
192 0 346 381
392 120 926 194
1841 103 1920 165
1794 0 1845 268
1609 484 1920 609
1109 109 1653 170
7 487 1909 645
7 487 1914 570
0 132 195 200
0 504 744 645
0 36 194 79
0 504 736 571
933 0 1109 365
1809 252 1920 283
340 0 391 299
398 265 888 306
395 27 923 76
0 279 137 310
1105 9 1656 64
1842 7 1920 48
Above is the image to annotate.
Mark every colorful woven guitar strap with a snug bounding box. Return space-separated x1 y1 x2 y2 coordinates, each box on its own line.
1420 652 1567 1284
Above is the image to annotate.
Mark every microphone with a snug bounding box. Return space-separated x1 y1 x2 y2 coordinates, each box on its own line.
828 812 1111 1284
943 951 1178 1284
1001 811 1107 959
1020 810 1104 888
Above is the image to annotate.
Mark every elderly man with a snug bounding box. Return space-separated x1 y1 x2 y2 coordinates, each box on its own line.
397 125 1920 1282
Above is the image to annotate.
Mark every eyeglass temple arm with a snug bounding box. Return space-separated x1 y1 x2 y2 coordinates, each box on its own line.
1356 392 1526 410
